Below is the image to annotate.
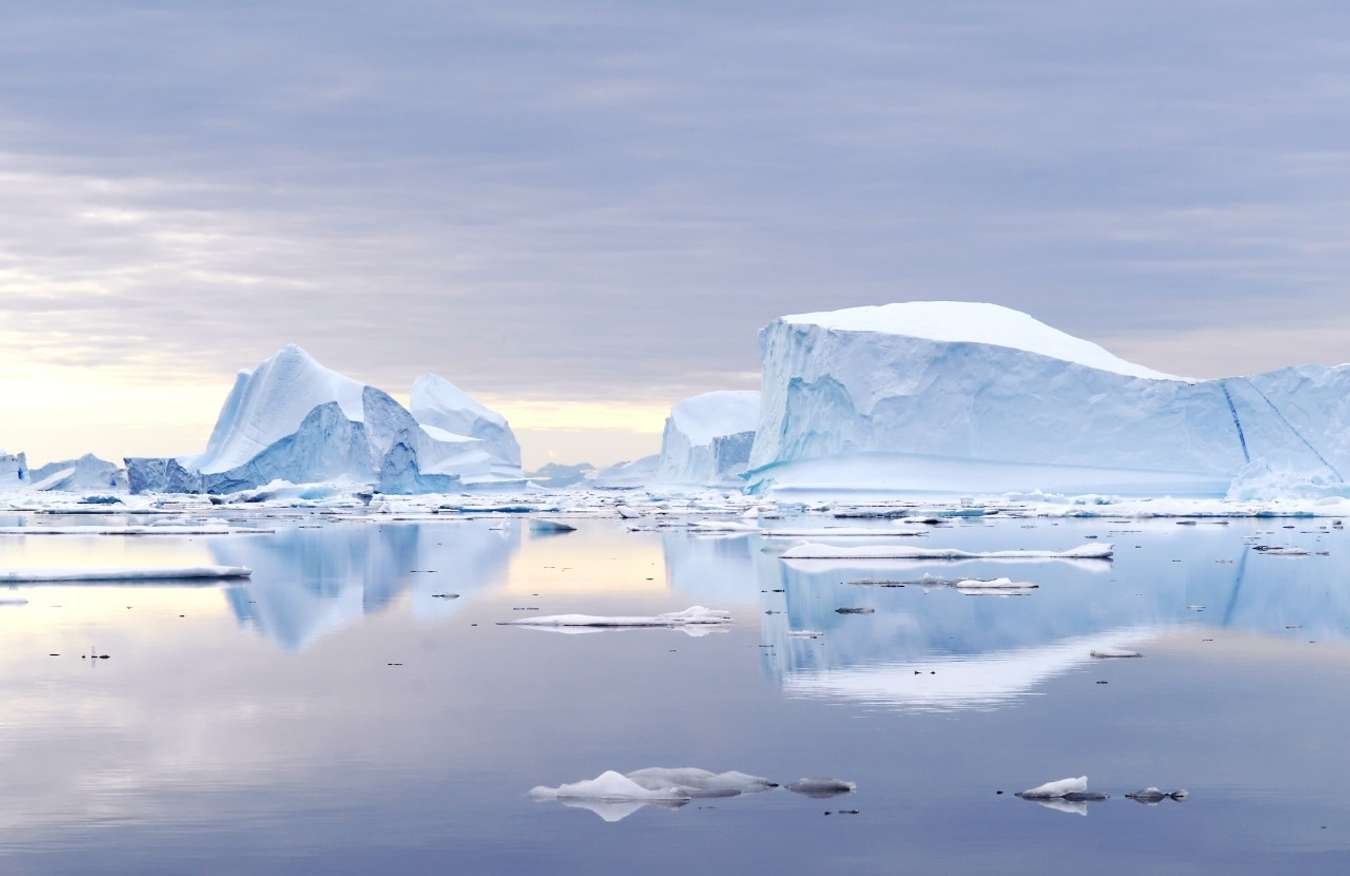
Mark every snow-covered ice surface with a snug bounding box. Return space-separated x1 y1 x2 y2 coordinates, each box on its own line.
1 497 1349 872
656 390 760 486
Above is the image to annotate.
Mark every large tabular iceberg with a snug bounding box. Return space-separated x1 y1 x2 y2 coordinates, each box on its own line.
746 301 1349 496
127 345 522 494
657 391 760 485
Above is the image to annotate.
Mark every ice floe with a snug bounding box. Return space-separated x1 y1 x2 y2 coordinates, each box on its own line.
498 606 732 631
0 565 252 583
779 542 1113 561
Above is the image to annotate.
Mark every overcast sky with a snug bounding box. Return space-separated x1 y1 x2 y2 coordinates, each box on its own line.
4 0 1350 466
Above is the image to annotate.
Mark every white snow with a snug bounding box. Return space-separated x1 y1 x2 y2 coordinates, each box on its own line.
1017 776 1088 799
783 302 1178 380
778 542 1113 560
0 565 252 582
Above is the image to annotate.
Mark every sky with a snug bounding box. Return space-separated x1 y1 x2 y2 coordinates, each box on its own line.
3 0 1349 468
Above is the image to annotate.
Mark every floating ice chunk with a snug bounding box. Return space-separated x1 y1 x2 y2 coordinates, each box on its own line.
0 597 28 606
1090 648 1143 658
1252 545 1310 556
626 768 777 797
615 505 641 519
530 770 690 803
759 527 927 538
0 565 252 583
529 519 577 535
786 778 857 798
954 577 1038 592
687 520 759 533
529 767 777 821
499 606 731 629
780 543 1113 561
0 524 272 536
1126 787 1168 804
1017 776 1088 800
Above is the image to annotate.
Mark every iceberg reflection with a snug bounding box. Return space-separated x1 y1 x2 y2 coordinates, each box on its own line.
211 520 519 650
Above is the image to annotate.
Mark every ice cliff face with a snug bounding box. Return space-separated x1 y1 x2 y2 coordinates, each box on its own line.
657 391 760 485
747 302 1349 495
127 346 520 494
0 451 27 489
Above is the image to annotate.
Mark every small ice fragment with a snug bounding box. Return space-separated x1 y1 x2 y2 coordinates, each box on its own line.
499 606 731 629
1017 776 1088 800
1125 787 1168 803
529 519 577 535
0 565 252 583
1090 648 1143 658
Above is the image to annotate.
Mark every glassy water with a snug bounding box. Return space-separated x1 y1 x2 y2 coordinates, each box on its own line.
2 513 1349 873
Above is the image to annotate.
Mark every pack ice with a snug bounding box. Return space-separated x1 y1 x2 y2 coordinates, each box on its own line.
746 301 1350 497
657 390 760 486
126 345 522 494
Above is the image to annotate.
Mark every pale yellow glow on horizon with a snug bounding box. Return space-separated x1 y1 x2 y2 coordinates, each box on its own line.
3 349 666 468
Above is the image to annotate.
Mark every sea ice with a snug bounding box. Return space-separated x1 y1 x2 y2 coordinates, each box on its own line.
1017 776 1088 800
778 543 1113 560
0 565 252 582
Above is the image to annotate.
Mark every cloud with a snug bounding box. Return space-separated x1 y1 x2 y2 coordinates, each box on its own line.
2 1 1348 462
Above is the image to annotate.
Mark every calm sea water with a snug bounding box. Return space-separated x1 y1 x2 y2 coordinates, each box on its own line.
1 512 1348 873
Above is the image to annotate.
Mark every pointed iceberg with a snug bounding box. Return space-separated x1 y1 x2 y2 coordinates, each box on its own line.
126 345 519 494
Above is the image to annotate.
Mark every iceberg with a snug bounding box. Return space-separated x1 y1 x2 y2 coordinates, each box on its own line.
657 390 760 485
410 373 523 484
593 454 659 488
126 345 520 494
747 301 1350 497
27 454 127 492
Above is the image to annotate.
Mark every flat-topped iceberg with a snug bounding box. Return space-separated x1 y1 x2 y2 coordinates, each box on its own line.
126 345 521 494
747 301 1350 497
657 390 760 485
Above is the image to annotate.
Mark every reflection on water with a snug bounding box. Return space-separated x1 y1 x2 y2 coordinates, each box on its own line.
209 522 519 650
3 515 1350 874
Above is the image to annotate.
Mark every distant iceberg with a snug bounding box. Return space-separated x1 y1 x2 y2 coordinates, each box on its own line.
746 301 1350 497
593 454 659 488
126 345 522 494
657 390 760 486
28 454 127 492
0 450 28 489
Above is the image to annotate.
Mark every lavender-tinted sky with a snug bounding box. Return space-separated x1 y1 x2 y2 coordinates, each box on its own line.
3 0 1349 466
